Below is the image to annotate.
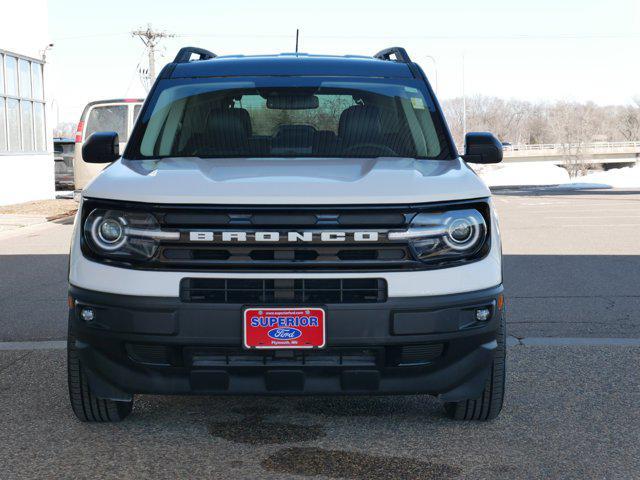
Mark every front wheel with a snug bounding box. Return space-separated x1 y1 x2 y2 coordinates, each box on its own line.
67 320 133 422
443 310 506 421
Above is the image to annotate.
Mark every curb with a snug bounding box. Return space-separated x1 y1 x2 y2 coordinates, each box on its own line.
46 210 77 222
0 211 76 234
0 341 66 351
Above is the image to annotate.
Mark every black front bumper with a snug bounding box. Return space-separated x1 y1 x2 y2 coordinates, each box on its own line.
69 284 503 401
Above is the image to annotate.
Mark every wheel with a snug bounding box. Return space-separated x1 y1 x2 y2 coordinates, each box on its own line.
67 320 133 422
443 309 506 421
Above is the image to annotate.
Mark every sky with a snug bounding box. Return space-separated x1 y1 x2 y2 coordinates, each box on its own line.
47 0 640 124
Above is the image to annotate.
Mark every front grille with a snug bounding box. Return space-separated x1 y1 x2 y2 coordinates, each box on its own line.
126 344 443 368
399 344 444 365
186 347 378 367
126 344 171 365
81 199 491 272
157 206 416 271
180 278 387 304
163 246 408 265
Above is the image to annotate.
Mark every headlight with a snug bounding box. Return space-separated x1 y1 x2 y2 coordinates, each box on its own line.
83 209 179 260
389 209 487 264
98 218 125 244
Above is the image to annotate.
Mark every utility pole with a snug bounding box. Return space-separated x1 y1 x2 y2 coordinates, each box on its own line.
131 25 174 82
423 54 438 94
462 52 466 141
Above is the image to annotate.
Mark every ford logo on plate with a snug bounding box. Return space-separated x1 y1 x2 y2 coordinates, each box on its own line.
268 327 302 340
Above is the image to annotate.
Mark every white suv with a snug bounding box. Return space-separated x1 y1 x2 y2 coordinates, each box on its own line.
68 47 505 422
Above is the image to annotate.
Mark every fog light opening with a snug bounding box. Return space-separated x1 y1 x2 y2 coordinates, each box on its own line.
80 307 95 322
475 308 491 322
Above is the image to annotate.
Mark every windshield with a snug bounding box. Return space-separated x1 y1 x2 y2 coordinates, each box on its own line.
126 77 452 160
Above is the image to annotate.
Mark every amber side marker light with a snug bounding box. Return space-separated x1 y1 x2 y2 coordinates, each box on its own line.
67 296 74 309
497 293 504 311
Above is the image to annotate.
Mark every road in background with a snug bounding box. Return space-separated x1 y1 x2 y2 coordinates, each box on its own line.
496 188 640 338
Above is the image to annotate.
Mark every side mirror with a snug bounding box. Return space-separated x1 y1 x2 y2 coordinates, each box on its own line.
462 132 503 164
82 131 120 163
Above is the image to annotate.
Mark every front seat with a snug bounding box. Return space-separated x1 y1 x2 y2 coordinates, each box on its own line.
229 108 252 136
202 110 249 155
338 105 383 148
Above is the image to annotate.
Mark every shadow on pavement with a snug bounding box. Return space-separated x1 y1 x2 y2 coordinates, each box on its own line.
1 253 638 341
0 254 69 342
504 254 640 337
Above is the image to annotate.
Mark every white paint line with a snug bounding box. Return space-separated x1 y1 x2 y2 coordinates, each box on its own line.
1 338 638 352
0 341 66 351
506 336 521 347
519 337 640 347
557 224 640 227
547 216 640 219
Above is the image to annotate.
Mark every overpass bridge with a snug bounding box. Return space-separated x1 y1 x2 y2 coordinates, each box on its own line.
501 141 640 167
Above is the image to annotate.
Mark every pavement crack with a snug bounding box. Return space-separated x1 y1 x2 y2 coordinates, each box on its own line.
0 352 31 375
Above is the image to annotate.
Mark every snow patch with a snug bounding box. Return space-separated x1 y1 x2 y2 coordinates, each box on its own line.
474 163 640 189
474 162 570 187
566 166 640 189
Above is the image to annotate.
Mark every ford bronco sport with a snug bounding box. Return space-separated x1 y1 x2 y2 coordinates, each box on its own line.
68 46 505 422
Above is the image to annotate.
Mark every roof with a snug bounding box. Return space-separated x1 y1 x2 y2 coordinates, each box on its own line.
78 98 145 121
169 53 415 79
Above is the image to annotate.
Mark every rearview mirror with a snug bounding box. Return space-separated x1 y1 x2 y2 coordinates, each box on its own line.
266 94 319 110
462 132 503 164
82 131 120 163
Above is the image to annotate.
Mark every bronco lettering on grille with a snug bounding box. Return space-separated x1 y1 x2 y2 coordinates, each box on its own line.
188 231 380 242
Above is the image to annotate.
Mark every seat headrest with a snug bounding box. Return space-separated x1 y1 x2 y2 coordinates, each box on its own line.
273 125 315 148
205 111 248 150
229 108 252 136
338 105 383 146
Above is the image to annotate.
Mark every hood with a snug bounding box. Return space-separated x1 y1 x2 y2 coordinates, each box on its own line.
83 157 490 205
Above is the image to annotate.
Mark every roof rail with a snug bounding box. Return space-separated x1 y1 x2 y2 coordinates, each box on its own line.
173 47 217 63
373 47 412 64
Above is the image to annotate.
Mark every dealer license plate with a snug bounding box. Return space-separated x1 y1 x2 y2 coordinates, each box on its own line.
243 307 326 349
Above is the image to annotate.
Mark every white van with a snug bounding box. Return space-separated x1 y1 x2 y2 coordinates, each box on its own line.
72 98 143 191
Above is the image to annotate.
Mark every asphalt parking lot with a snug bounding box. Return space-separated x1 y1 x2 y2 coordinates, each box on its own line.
1 187 639 479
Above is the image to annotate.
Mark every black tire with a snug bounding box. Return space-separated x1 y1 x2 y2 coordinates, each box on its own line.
67 321 133 422
443 309 506 421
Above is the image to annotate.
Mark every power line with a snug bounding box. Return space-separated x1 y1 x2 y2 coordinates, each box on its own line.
175 32 639 40
51 30 638 44
125 47 149 96
52 32 130 41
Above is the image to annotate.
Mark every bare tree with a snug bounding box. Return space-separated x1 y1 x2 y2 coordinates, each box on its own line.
549 102 601 177
441 95 640 174
441 97 465 147
617 104 640 141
